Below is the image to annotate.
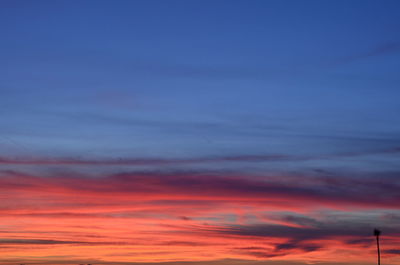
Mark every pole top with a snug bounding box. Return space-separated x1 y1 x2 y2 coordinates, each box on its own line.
374 228 381 236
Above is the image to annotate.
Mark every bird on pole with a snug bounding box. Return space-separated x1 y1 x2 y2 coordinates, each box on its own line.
374 229 381 265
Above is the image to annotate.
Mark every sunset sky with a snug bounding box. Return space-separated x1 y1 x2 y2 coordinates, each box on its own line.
1 1 400 265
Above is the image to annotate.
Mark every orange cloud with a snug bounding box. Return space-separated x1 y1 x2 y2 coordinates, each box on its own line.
0 170 399 264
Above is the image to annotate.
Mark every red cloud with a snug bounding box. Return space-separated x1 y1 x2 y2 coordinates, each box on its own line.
0 170 399 264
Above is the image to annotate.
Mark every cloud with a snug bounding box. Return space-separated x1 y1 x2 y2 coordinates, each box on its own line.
204 223 372 241
1 169 400 211
0 259 365 265
384 249 400 255
197 221 400 255
233 240 322 259
0 239 86 245
263 214 321 228
331 41 400 65
345 238 373 246
0 154 297 166
1 146 399 166
0 169 399 263
274 240 321 253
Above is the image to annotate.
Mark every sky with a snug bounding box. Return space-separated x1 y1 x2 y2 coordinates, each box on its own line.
1 0 400 264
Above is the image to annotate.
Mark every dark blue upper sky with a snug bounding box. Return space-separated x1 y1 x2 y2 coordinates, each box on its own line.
1 0 400 175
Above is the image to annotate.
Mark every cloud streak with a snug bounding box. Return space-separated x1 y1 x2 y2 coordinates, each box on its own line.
1 169 400 212
0 169 399 264
332 41 400 65
1 146 399 166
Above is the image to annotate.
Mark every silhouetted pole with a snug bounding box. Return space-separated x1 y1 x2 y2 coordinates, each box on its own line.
374 229 381 265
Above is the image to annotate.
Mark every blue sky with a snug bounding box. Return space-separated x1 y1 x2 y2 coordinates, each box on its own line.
2 1 400 172
1 0 400 173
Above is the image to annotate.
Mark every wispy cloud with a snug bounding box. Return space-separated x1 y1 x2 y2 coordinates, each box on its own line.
1 146 399 166
0 169 399 263
0 239 94 245
331 41 400 65
1 169 400 214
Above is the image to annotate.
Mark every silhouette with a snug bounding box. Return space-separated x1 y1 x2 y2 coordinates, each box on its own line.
374 229 381 265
